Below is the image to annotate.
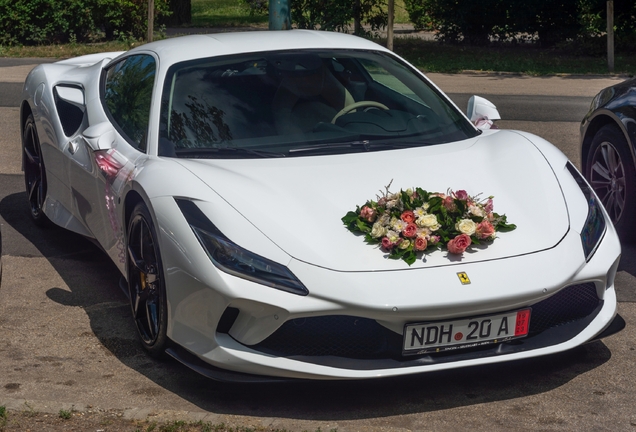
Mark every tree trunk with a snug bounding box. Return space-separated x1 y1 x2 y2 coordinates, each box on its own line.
353 0 361 34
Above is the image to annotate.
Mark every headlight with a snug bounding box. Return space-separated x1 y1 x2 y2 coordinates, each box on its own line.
566 163 606 261
176 199 308 296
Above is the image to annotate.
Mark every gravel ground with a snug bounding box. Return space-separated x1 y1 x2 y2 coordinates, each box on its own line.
0 410 288 432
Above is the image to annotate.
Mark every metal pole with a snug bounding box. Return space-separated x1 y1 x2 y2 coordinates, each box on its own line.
387 0 394 51
147 0 154 42
607 0 614 73
269 0 291 30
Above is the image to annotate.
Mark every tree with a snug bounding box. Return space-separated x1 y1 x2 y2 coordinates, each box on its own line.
291 0 386 35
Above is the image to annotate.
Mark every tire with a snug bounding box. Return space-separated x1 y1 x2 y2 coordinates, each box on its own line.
585 124 636 242
22 114 51 226
126 202 169 357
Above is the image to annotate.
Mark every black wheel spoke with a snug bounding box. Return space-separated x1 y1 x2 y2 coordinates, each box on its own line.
27 177 40 203
127 244 146 274
23 145 40 165
146 298 159 339
132 288 150 319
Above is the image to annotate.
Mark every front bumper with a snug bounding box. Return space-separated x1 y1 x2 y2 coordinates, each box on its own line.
159 206 622 380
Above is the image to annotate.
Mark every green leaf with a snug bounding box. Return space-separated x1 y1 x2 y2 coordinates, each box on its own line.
355 219 371 233
416 187 429 202
401 190 412 209
498 223 517 232
455 198 466 214
364 233 380 244
403 250 417 265
342 211 358 224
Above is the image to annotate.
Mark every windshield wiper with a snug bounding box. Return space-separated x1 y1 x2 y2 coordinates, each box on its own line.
175 147 286 158
365 140 432 149
289 139 430 154
289 140 371 154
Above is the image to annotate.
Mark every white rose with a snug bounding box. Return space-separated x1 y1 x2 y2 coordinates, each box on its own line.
456 219 476 235
398 239 411 249
371 222 387 238
417 214 438 228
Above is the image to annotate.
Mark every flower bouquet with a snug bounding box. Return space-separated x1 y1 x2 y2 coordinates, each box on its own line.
342 183 516 265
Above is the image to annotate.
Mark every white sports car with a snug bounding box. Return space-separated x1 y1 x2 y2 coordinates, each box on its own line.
21 30 623 381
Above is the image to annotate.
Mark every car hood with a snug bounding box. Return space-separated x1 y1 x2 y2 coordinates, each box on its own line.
175 130 570 271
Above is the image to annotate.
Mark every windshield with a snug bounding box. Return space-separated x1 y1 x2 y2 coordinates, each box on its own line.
159 49 478 158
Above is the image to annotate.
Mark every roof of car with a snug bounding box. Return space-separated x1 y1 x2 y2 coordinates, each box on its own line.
132 30 390 65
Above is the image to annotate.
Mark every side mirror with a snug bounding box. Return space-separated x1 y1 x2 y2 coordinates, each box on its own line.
467 96 501 129
82 122 116 151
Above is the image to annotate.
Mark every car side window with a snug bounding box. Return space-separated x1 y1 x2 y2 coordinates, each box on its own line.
102 54 156 152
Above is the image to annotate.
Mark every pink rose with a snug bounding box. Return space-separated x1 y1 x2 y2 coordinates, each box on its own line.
447 234 472 254
454 190 469 201
414 236 428 251
443 196 456 211
360 206 377 223
401 210 415 223
381 237 395 250
403 223 418 238
429 235 440 245
475 220 495 240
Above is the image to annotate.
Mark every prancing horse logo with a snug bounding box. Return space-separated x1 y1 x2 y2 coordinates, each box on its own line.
457 272 471 285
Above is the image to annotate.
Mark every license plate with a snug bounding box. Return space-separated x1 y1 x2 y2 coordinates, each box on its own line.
403 308 531 355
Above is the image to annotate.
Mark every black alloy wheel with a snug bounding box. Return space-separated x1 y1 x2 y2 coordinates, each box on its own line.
127 202 169 357
22 114 50 226
586 124 636 242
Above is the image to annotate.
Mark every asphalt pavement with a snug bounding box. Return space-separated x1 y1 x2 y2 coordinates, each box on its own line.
0 57 635 431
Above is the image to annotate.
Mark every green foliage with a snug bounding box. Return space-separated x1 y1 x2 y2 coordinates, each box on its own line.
0 0 97 44
426 0 509 45
291 0 386 35
578 0 636 52
403 0 431 31
405 0 635 49
508 0 581 47
0 0 170 45
241 0 268 16
97 0 170 40
58 409 72 420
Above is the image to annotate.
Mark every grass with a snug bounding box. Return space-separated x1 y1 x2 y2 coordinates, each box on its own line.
0 40 141 58
191 0 268 26
392 38 636 75
58 408 73 420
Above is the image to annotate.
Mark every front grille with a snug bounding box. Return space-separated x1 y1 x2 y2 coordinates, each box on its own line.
252 315 402 358
250 282 601 360
528 282 599 335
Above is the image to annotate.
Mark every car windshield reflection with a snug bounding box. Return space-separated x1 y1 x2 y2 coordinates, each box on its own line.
159 49 477 158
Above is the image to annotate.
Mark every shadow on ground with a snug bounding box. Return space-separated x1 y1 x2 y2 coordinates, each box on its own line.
0 173 615 421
